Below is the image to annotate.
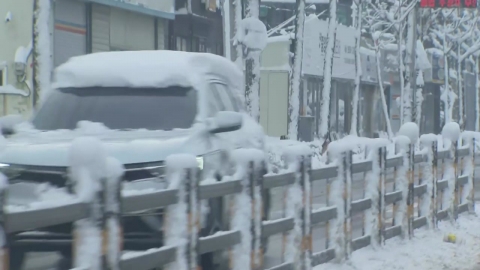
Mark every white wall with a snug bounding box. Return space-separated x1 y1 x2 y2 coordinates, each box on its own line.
0 0 34 117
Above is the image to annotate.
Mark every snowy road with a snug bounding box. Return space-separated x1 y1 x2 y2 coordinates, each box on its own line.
23 166 480 270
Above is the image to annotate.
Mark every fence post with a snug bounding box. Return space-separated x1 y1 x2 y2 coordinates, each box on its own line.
378 147 386 245
230 149 264 270
164 154 199 270
432 141 438 228
470 137 476 213
105 157 124 270
300 153 312 270
250 158 265 270
344 151 353 257
70 137 107 270
0 175 7 270
407 143 415 238
452 140 459 221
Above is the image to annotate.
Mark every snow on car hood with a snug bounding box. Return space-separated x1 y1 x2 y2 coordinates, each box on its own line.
0 128 209 167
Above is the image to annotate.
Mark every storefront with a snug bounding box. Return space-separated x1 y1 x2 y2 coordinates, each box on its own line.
52 0 174 67
301 16 356 137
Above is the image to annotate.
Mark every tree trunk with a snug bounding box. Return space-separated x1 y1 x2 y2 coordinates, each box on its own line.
244 0 261 122
319 0 337 138
287 0 306 140
403 10 416 123
350 0 362 135
375 47 393 138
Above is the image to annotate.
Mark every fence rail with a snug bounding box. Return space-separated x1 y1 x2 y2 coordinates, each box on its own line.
0 133 477 270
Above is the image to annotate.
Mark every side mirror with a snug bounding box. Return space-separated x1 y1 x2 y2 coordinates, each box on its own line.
1 127 14 137
207 111 243 134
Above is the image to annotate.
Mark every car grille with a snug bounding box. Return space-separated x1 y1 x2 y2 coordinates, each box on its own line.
7 162 165 188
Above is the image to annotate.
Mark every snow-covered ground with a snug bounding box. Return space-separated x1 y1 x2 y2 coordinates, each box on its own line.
314 205 480 270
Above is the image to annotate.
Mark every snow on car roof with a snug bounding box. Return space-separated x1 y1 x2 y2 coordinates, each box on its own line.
52 50 243 91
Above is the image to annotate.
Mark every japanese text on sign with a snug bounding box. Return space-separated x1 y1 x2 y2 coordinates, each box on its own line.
420 0 477 8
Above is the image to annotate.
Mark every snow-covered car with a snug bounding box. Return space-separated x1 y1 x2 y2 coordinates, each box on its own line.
0 51 267 269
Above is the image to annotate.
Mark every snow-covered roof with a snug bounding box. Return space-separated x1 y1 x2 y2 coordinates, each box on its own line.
53 51 243 91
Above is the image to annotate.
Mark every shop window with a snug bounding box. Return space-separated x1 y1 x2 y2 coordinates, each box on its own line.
176 36 189 51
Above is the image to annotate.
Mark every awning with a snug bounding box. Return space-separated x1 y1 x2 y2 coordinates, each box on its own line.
82 0 175 20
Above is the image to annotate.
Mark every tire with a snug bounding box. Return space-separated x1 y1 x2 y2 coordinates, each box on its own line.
9 249 25 270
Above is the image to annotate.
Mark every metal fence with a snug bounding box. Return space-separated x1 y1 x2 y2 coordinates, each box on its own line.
0 135 476 270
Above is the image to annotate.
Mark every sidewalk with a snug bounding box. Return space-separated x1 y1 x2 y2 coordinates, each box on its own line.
314 205 480 270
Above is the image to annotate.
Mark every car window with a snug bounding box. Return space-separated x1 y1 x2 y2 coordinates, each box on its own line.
32 86 197 130
211 83 239 112
207 86 224 117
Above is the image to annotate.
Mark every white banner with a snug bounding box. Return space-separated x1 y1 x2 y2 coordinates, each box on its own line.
302 18 356 80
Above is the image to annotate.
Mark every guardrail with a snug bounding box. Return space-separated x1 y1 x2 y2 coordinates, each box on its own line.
0 131 477 270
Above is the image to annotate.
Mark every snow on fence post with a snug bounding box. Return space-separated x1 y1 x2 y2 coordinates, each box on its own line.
296 146 313 270
442 122 461 222
164 154 199 270
393 135 410 238
398 122 420 239
419 134 436 229
105 157 124 270
0 173 8 270
230 149 264 270
461 132 476 214
250 153 265 269
470 137 476 212
343 151 353 258
377 147 387 245
432 140 439 228
70 137 108 270
283 146 307 268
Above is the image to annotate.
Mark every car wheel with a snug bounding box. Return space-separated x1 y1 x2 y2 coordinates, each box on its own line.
9 248 25 270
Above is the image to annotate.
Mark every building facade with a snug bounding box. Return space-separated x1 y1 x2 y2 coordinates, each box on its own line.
0 0 35 117
52 0 175 68
0 0 176 116
171 0 224 55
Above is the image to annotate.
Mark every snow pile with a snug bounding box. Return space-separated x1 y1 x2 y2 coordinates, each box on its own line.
398 122 419 145
314 206 480 270
442 122 461 142
238 17 268 51
164 154 198 270
51 50 244 103
0 114 24 130
0 85 29 96
6 183 78 212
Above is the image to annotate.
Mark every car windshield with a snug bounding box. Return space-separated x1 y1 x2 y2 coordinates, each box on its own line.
32 86 197 131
